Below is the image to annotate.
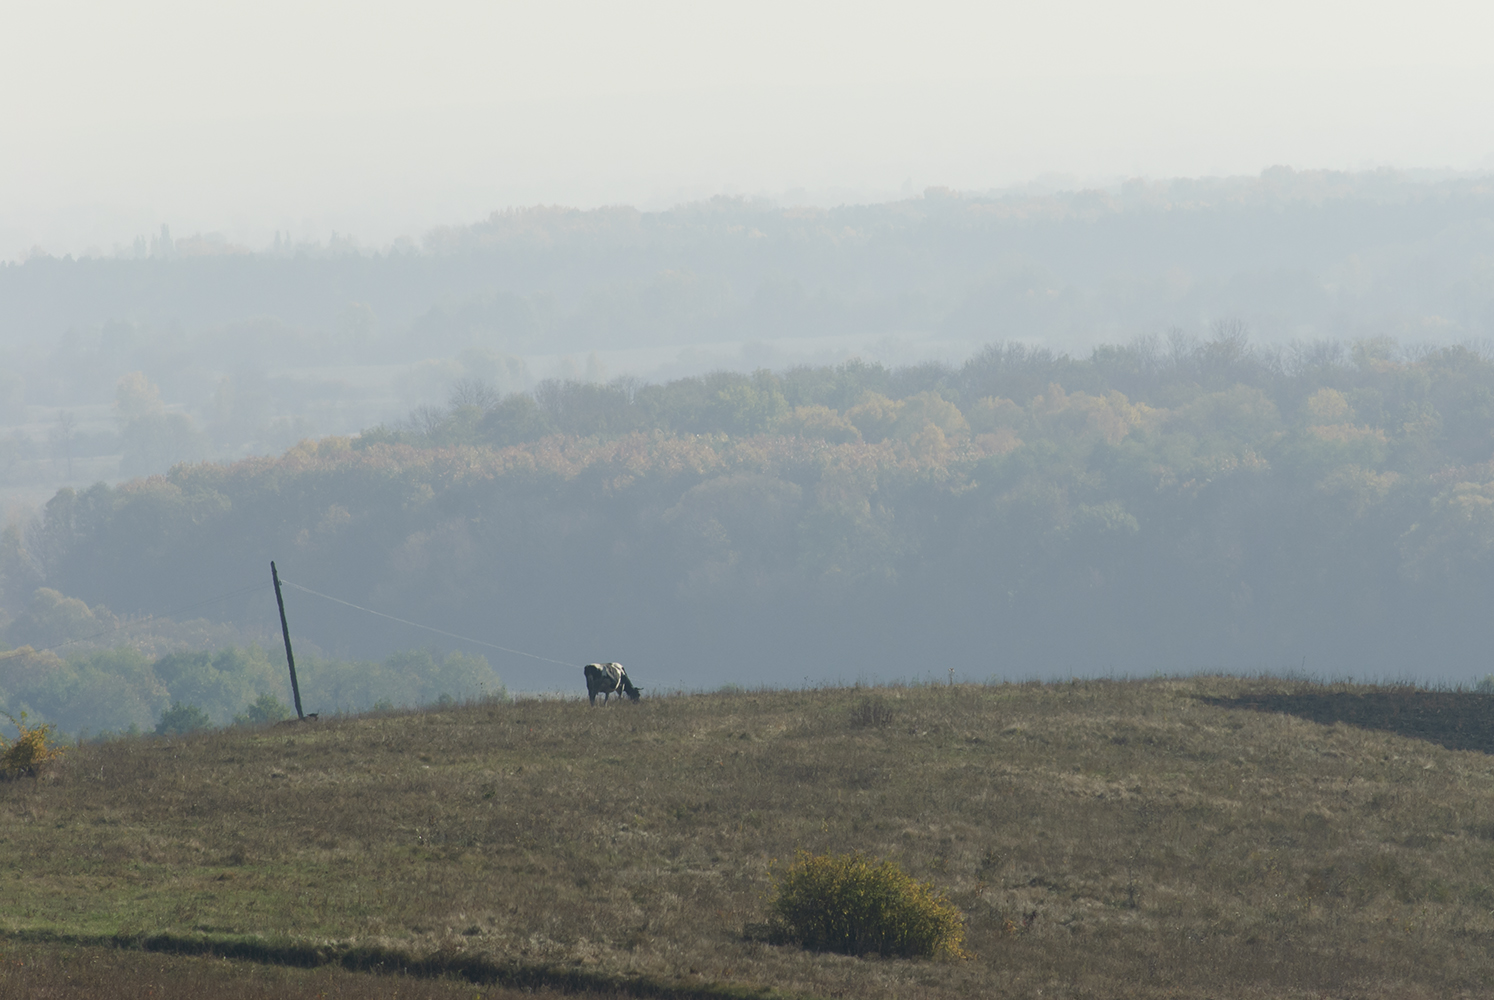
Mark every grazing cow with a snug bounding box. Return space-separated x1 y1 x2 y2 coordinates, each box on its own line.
584 662 641 704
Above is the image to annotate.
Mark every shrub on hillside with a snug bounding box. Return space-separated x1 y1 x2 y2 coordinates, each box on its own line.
155 702 212 736
0 711 65 777
233 693 292 727
769 850 965 959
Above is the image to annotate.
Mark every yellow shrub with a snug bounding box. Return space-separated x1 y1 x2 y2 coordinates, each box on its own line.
769 850 966 959
0 712 65 778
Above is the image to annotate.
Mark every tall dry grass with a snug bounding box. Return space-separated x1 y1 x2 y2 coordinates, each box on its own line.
1 677 1493 998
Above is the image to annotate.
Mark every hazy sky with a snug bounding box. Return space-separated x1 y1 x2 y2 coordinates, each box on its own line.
4 0 1492 257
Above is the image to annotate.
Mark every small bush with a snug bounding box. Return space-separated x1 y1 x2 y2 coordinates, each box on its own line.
233 693 292 727
0 711 66 777
769 850 966 959
849 696 895 729
155 702 212 736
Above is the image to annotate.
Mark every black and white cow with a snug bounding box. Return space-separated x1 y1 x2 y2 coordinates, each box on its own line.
584 662 641 704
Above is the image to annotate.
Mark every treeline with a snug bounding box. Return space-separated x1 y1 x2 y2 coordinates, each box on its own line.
366 326 1493 456
5 171 1494 493
9 170 1493 346
7 170 1494 396
0 588 506 736
6 334 1494 692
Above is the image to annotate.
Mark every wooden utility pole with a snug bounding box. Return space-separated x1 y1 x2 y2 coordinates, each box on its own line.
271 561 306 720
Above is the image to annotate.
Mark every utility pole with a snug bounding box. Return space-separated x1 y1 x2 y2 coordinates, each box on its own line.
271 561 306 720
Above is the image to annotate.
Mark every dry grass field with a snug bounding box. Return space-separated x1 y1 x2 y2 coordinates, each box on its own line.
3 676 1494 999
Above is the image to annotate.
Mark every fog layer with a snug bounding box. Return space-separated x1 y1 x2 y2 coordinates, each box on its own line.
5 173 1494 727
4 171 1494 495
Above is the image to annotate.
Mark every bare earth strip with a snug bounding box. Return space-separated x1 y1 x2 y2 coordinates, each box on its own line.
0 939 633 999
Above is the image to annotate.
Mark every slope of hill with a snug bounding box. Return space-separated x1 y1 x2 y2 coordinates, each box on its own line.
2 676 1491 999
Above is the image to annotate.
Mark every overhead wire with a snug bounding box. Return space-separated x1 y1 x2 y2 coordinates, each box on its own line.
280 579 574 668
1 575 577 671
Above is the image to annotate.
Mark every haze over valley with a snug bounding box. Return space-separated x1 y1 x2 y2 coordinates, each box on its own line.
10 5 1494 999
6 169 1494 723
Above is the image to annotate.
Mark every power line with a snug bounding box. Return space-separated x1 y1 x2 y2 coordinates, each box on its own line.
1 576 579 671
280 580 574 668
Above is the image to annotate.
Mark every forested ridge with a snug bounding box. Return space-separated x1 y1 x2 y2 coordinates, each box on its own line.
9 171 1493 346
6 170 1494 493
5 330 1494 727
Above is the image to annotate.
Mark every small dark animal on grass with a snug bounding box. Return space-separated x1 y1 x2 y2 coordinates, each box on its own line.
584 663 641 705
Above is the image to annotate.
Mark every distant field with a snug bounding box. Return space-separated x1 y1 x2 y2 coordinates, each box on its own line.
2 677 1493 999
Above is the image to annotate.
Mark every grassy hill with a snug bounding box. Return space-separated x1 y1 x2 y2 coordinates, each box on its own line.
4 676 1494 999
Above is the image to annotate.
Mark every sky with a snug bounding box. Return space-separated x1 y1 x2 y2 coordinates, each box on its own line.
3 0 1493 257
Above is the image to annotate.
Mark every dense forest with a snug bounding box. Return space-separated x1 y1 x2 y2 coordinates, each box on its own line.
5 329 1494 731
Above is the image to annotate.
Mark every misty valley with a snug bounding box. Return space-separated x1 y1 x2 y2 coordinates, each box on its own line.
5 173 1494 999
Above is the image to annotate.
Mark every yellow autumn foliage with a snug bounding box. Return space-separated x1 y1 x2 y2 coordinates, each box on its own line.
0 712 65 778
769 850 966 959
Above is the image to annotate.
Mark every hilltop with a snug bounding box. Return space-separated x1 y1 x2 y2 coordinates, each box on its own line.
2 675 1493 998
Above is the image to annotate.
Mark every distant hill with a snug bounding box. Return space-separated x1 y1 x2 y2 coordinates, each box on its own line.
5 169 1494 493
4 170 1493 353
